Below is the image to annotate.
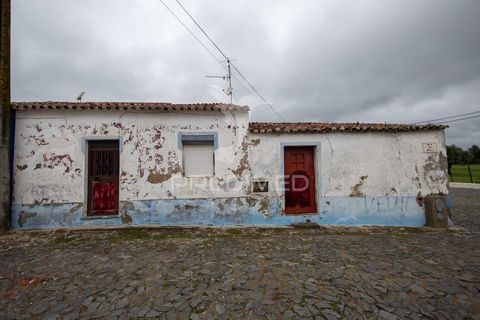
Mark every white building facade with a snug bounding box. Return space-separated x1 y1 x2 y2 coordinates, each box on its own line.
10 102 449 229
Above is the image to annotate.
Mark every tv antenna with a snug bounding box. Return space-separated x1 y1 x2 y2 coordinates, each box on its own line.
76 91 86 102
206 58 233 103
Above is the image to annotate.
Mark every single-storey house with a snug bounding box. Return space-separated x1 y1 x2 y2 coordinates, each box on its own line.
10 101 449 229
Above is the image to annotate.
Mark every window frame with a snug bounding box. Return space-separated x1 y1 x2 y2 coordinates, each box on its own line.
178 132 218 177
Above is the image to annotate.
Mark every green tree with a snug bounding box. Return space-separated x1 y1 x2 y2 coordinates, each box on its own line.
446 145 479 171
468 145 480 164
446 145 465 170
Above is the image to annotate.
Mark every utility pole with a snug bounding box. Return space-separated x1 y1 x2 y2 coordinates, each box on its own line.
205 58 233 104
0 0 11 234
226 58 232 104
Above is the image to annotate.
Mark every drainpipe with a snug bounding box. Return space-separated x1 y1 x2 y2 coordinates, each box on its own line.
0 0 11 234
8 108 15 229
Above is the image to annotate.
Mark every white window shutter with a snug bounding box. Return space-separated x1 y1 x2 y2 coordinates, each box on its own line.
183 144 214 176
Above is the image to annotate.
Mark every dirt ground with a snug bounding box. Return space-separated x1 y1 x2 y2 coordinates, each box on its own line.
0 188 479 319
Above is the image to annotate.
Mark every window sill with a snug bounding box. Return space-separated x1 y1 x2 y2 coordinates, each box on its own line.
81 215 120 220
284 212 319 216
184 175 215 178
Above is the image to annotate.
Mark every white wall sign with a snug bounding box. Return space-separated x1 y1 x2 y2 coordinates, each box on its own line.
422 142 437 153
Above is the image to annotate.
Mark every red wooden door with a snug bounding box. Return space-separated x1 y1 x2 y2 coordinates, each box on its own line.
87 141 119 216
284 146 316 214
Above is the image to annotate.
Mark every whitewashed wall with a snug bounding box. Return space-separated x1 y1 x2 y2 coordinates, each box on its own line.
13 109 250 207
248 130 448 199
12 108 449 228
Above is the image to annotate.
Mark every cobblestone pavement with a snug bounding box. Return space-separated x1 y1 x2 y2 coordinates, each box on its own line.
1 189 479 319
449 188 480 232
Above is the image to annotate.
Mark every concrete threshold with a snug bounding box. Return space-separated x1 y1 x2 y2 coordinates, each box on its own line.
450 182 480 189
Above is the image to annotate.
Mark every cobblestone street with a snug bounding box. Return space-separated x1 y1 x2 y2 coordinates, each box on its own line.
1 189 479 319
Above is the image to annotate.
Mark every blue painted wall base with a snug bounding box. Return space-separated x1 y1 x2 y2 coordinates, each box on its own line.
11 195 429 229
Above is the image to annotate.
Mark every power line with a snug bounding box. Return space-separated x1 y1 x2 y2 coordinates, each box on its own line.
157 0 258 99
157 0 222 65
174 0 229 60
12 84 42 100
230 64 285 121
412 109 480 124
435 114 480 125
172 0 285 121
232 76 254 97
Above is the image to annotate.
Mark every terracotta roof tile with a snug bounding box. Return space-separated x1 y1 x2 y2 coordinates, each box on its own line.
248 122 447 133
11 101 249 112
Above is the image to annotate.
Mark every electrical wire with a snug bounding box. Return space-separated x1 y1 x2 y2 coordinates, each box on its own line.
12 84 42 100
158 0 258 99
434 114 480 125
230 64 285 121
172 0 286 121
158 0 222 65
412 109 480 124
158 0 259 99
174 0 229 60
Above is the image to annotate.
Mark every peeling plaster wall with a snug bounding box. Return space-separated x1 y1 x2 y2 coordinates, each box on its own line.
247 130 449 225
12 108 448 228
13 109 250 205
248 131 449 197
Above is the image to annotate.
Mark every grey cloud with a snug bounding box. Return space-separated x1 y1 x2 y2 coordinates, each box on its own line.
11 0 480 147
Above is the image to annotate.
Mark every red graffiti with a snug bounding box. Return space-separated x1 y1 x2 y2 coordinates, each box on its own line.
91 181 117 214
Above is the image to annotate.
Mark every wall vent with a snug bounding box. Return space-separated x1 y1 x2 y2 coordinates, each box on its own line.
252 180 269 193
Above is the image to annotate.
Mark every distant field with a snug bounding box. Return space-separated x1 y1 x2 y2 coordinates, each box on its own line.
449 164 480 183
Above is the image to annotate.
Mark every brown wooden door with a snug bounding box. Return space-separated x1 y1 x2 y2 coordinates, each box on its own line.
87 141 119 216
284 146 316 214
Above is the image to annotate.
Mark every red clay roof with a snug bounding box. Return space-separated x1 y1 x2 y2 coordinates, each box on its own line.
12 101 249 112
249 122 447 133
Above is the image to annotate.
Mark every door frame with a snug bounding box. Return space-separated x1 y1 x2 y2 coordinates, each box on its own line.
82 137 122 217
280 142 322 215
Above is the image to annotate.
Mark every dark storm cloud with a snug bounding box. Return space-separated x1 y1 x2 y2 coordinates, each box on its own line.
11 0 480 147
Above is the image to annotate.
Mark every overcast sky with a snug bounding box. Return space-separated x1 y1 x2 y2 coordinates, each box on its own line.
11 0 480 147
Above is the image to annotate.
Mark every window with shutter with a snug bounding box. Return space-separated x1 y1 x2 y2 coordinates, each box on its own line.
183 144 214 176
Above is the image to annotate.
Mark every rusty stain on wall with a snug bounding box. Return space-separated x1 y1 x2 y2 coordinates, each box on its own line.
416 191 424 207
147 164 181 184
231 138 260 178
33 198 50 205
24 134 49 146
258 196 270 214
185 204 200 211
350 175 368 197
121 212 133 224
246 197 257 207
69 203 83 213
18 211 37 227
34 153 74 174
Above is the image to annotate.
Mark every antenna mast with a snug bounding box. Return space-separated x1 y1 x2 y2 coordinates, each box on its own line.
226 58 232 104
205 58 233 104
